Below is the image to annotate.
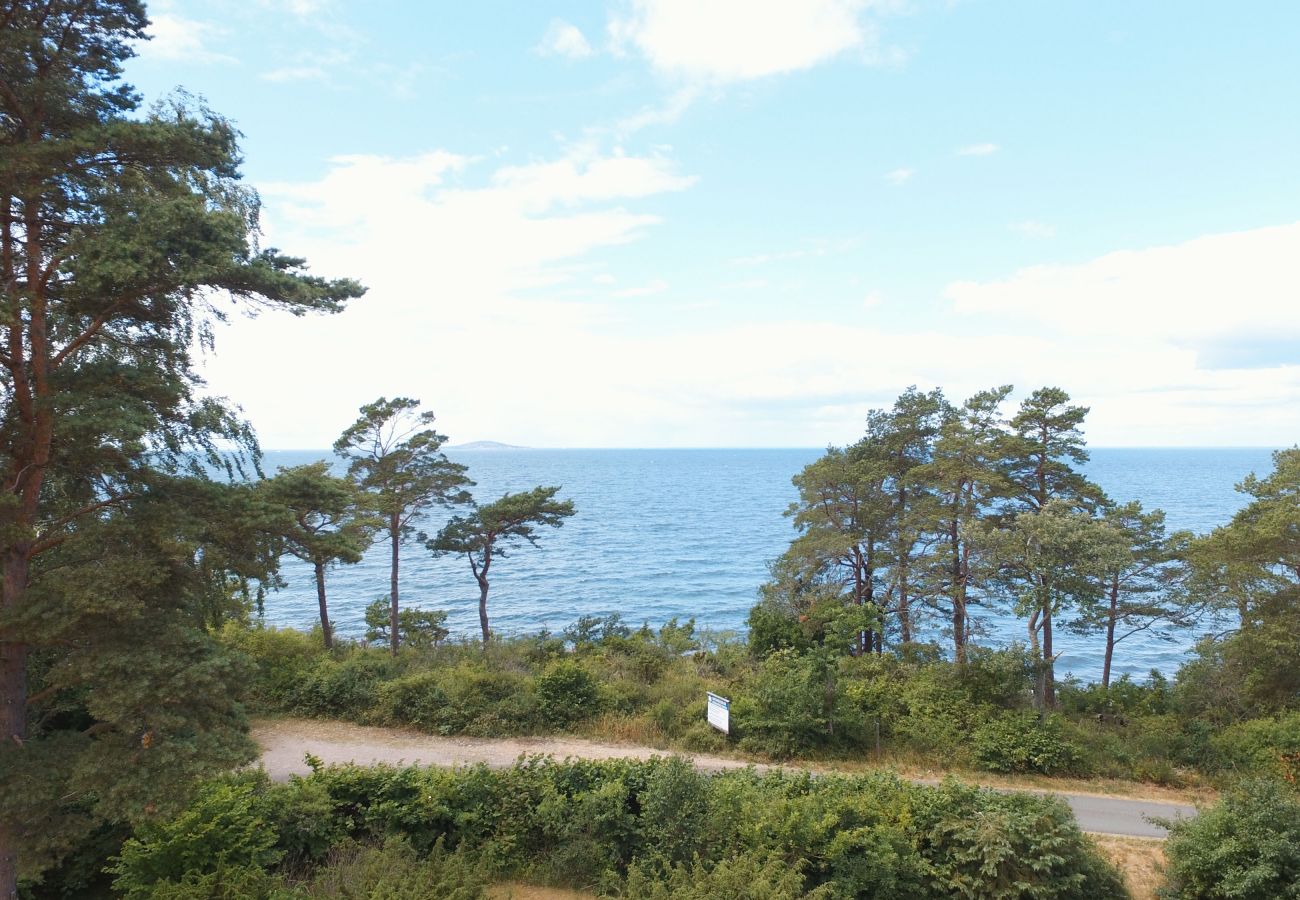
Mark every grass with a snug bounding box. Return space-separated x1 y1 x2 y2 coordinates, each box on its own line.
1090 835 1166 900
487 885 597 900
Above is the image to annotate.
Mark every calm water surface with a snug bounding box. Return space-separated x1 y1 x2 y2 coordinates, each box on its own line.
260 447 1279 681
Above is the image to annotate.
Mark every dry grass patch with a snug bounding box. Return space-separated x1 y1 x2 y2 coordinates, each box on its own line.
487 884 597 900
1090 835 1165 900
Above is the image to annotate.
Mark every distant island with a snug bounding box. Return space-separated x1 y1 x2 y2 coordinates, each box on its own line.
447 440 531 450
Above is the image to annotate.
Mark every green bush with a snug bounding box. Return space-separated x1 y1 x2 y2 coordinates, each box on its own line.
376 671 450 732
109 779 281 899
920 782 1128 900
297 838 487 899
972 712 1083 775
536 660 603 728
364 598 450 649
734 649 835 757
108 757 1125 900
433 662 540 735
622 851 823 899
1207 712 1300 781
1161 779 1300 900
290 654 395 720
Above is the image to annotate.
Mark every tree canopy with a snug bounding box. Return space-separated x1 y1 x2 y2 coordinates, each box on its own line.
334 397 471 654
0 1 362 890
428 485 574 645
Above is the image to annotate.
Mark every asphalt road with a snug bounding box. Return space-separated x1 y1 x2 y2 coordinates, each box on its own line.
254 718 1199 839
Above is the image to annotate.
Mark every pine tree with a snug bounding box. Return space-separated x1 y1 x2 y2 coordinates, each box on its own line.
427 486 574 645
334 397 471 654
0 2 361 890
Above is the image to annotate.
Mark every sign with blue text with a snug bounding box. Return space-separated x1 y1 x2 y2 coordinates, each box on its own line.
706 692 730 734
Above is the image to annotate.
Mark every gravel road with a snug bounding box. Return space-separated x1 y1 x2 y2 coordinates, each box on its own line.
253 718 1197 839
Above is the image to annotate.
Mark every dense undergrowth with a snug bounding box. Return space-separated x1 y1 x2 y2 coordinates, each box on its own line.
223 617 1300 789
104 757 1127 899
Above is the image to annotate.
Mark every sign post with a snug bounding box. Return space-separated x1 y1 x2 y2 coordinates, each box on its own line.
706 691 730 734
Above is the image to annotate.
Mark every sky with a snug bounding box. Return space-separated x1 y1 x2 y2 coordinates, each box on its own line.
124 1 1300 449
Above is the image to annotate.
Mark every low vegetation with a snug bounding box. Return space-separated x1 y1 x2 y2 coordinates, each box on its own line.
223 613 1299 793
67 757 1127 899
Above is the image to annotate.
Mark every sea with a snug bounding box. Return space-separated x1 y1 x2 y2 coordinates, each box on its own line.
258 447 1280 682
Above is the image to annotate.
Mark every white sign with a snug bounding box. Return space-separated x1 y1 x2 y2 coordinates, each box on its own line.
706 692 730 734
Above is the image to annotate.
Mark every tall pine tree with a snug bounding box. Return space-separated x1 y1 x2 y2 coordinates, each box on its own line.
0 2 362 890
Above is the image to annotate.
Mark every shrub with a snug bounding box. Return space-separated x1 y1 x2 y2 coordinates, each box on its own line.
290 653 394 719
1161 779 1300 900
972 712 1083 775
364 598 450 649
109 779 281 898
536 660 603 728
734 649 833 757
113 758 1126 900
376 671 450 732
622 851 821 900
435 662 541 735
919 782 1128 900
638 757 710 866
299 838 488 899
1207 712 1300 781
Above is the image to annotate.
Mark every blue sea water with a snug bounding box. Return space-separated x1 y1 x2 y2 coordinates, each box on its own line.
259 447 1279 681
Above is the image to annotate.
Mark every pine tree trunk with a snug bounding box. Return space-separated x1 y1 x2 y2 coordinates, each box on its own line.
389 514 400 656
314 560 332 650
477 546 493 647
478 578 491 646
1102 574 1119 689
1042 600 1056 709
1 550 31 898
951 517 965 665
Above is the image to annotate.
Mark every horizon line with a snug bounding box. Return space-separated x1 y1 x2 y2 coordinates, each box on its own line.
259 444 1289 452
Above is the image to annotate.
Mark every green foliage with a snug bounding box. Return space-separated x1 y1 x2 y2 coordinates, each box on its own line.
106 758 1125 899
734 649 837 757
536 661 603 728
427 485 575 643
622 852 824 899
0 1 361 889
1161 779 1300 900
1207 713 1300 781
972 712 1083 775
363 599 449 650
920 782 1128 900
746 602 810 657
109 780 282 898
290 654 395 720
563 613 631 649
294 838 488 899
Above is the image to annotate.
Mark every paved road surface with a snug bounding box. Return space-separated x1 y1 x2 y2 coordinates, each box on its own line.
254 718 1198 839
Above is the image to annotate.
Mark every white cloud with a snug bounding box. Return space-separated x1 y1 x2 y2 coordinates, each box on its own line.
609 0 892 83
201 152 1300 448
1010 220 1056 238
957 142 999 156
200 148 698 445
537 19 595 59
262 65 327 82
946 222 1300 349
136 14 233 64
884 167 914 185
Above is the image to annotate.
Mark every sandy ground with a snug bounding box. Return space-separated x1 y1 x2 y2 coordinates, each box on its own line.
252 717 1199 838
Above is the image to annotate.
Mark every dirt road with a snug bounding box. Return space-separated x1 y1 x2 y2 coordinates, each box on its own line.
253 718 1197 839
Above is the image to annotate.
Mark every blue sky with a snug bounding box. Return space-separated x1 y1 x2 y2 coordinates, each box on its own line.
126 1 1300 448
